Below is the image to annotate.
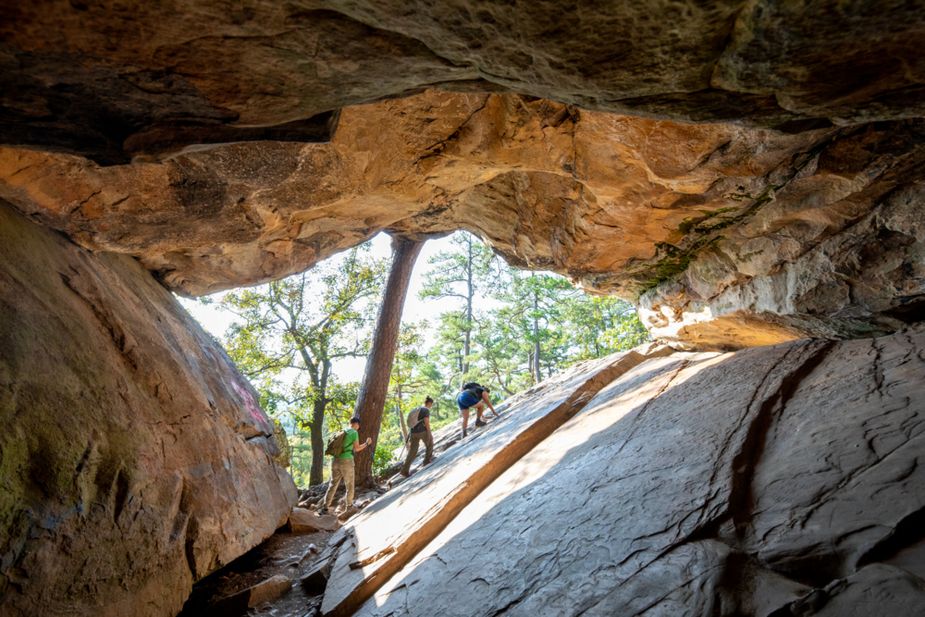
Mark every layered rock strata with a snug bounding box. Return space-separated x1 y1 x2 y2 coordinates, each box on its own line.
2 92 922 347
320 349 662 616
0 201 297 617
352 330 925 616
2 1 924 163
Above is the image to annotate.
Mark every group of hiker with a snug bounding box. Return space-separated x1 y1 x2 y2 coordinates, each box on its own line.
318 381 497 515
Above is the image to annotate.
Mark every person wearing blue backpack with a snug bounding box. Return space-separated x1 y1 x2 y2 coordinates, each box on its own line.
457 382 498 437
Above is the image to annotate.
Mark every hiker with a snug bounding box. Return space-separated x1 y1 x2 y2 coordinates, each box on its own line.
457 382 498 437
401 396 435 477
319 416 372 515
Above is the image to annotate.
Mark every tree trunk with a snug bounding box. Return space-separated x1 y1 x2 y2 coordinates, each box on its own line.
395 405 408 441
309 399 326 485
532 287 542 384
462 235 473 383
395 383 408 441
354 235 425 486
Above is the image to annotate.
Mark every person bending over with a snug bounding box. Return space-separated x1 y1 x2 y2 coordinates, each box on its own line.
456 382 498 437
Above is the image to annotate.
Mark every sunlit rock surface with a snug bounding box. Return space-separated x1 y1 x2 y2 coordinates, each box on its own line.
0 202 297 617
320 349 661 616
1 3 924 616
355 331 925 617
2 93 922 347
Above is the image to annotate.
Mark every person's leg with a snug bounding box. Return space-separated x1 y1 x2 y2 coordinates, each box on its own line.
475 401 486 422
423 431 434 465
342 458 356 510
401 433 421 476
323 458 343 510
461 407 470 436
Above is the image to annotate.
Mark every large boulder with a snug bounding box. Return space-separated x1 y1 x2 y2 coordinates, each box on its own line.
0 201 297 617
352 330 925 616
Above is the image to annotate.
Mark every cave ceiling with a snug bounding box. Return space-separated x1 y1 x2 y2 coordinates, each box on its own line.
2 0 924 347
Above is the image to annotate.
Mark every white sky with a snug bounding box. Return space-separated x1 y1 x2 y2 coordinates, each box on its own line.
178 232 474 382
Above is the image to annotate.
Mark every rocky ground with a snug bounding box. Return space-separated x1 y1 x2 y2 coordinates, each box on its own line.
174 329 925 617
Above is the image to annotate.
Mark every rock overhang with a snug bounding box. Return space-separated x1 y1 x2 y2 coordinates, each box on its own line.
1 1 924 348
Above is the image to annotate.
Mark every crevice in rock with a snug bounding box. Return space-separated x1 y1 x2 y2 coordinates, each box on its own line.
416 95 491 163
728 340 836 539
856 504 925 570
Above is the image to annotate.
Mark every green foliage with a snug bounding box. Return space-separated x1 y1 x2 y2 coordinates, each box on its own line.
372 443 395 477
408 232 650 402
419 233 500 387
201 231 650 486
271 418 291 469
214 244 386 485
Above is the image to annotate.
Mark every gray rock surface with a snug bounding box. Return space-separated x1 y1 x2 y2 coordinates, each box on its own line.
320 348 664 616
0 201 297 617
355 331 925 616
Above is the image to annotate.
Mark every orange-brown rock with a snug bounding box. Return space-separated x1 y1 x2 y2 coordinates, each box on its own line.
289 507 340 534
2 91 923 347
2 3 924 617
0 201 297 617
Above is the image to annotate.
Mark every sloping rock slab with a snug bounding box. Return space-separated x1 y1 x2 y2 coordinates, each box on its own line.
359 331 925 616
320 347 666 616
0 201 296 617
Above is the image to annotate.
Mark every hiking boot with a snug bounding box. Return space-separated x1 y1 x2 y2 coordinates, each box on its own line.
317 506 329 516
475 419 487 427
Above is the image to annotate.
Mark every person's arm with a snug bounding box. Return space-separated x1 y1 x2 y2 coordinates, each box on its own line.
483 391 499 417
424 416 432 433
353 436 373 452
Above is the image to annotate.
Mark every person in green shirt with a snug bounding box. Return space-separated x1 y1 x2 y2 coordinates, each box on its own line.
320 416 372 515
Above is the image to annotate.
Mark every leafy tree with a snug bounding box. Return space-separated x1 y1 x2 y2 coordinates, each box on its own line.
419 232 498 385
497 271 575 383
387 322 439 440
217 247 385 485
561 295 650 359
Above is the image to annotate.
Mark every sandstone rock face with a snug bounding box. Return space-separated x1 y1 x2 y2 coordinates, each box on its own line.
2 92 922 347
2 2 924 163
354 330 925 616
0 201 297 617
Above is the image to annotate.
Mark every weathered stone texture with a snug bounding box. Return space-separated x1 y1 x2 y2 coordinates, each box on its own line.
355 331 925 616
0 201 297 617
2 93 922 346
2 2 923 163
